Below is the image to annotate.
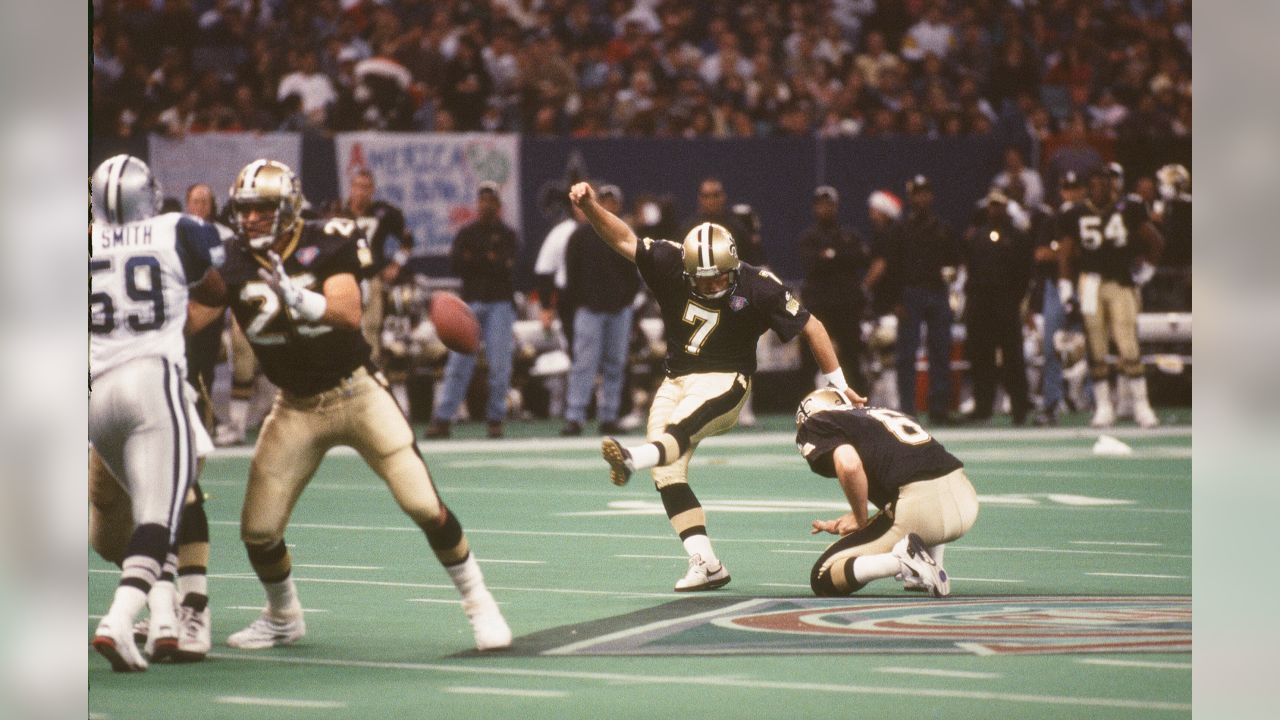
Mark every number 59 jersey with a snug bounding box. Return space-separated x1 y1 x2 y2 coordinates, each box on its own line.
796 407 963 508
90 213 223 382
220 218 375 396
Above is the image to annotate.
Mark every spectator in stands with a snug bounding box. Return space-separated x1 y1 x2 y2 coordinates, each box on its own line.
901 3 955 63
992 146 1045 209
426 183 519 440
960 189 1034 425
277 49 336 128
798 186 870 394
560 185 640 437
1046 112 1104 200
442 35 492 131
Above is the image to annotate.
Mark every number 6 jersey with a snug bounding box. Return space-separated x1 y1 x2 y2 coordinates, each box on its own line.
796 407 963 508
219 218 374 396
90 213 223 382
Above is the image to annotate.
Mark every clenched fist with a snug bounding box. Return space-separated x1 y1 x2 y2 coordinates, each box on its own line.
568 182 595 208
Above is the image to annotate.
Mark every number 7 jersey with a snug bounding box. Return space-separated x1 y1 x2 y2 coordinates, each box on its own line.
90 212 222 382
219 218 375 396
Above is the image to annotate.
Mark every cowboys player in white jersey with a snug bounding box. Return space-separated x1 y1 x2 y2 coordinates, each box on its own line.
89 155 225 671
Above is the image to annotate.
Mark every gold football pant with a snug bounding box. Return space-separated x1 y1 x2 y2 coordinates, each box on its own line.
1081 276 1143 380
646 372 750 490
241 366 467 570
810 468 979 595
361 276 385 366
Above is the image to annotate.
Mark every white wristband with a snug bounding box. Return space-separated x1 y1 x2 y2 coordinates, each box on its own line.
290 287 328 322
823 368 849 392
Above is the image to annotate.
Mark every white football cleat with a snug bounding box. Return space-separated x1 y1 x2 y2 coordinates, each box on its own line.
1090 401 1116 428
674 554 731 592
144 582 180 662
1133 402 1159 429
173 604 211 661
93 616 148 672
226 609 306 649
462 591 512 651
893 534 950 598
601 437 635 487
896 568 929 592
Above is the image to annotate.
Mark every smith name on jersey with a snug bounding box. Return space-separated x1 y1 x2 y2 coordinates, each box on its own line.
1061 199 1149 285
797 406 963 508
90 213 223 381
636 237 809 376
220 217 374 396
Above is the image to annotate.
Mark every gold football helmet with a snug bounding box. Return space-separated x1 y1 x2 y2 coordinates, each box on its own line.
229 159 303 251
1156 163 1191 198
795 387 850 428
681 222 740 299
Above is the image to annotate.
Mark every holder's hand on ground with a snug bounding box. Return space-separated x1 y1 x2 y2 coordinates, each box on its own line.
811 513 860 536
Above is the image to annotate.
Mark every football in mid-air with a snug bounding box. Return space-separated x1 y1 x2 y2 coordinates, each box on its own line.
429 291 479 354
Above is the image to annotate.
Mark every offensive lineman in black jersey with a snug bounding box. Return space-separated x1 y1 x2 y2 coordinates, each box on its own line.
569 181 865 592
188 159 511 651
795 389 978 597
1058 170 1164 428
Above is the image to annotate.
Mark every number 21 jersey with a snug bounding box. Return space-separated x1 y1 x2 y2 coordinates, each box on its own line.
220 218 374 396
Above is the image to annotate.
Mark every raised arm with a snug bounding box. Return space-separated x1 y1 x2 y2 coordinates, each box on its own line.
569 182 638 262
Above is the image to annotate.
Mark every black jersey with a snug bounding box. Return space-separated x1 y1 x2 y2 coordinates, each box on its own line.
796 406 963 508
1061 199 1148 285
338 200 410 274
220 218 375 395
635 236 810 376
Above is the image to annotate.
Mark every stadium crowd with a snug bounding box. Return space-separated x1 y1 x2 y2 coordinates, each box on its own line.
93 0 1191 149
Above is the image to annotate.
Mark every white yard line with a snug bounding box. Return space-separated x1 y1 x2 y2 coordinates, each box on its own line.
443 686 567 698
208 426 1191 459
1070 541 1163 547
1086 572 1188 580
544 599 774 656
294 564 382 570
215 696 345 709
1078 659 1191 670
224 605 329 613
204 653 1191 712
877 667 1002 680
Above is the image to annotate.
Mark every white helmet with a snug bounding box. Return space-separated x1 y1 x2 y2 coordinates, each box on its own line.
92 154 162 226
795 387 850 428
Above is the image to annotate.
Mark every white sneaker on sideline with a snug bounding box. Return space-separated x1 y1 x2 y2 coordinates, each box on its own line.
674 554 731 592
1133 402 1159 429
892 534 950 598
93 616 148 672
462 591 512 651
226 609 305 649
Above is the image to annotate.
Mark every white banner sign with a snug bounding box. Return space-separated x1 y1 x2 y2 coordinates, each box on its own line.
148 132 303 209
334 132 520 257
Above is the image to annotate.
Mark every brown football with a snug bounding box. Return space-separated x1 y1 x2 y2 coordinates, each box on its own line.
429 291 480 354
